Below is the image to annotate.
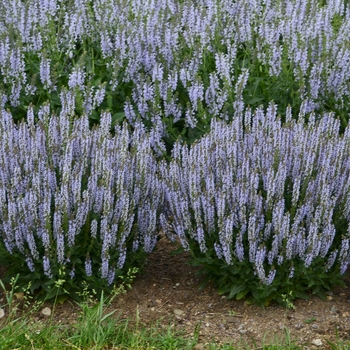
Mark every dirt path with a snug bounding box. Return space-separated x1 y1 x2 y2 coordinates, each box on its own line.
2 236 350 349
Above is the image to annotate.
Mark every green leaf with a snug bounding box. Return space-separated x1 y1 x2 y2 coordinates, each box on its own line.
89 111 99 120
171 246 185 256
44 279 56 286
236 289 249 300
304 317 316 324
112 112 125 124
57 295 69 304
30 281 43 293
198 274 212 290
314 288 326 301
246 96 264 105
71 256 82 264
228 284 246 299
308 280 315 288
101 309 117 322
295 290 309 300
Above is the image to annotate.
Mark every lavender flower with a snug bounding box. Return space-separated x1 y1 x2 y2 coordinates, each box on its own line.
68 66 86 91
85 257 92 277
39 56 52 89
0 107 162 287
26 256 35 272
43 255 53 279
164 102 350 285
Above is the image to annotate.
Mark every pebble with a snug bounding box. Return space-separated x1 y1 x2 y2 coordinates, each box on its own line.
311 339 322 347
14 292 24 301
0 309 4 319
239 329 247 334
173 309 184 317
193 344 205 350
225 315 237 323
41 307 51 316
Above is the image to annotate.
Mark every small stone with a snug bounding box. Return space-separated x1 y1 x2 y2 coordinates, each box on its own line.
175 283 180 287
311 339 322 347
342 312 349 317
331 306 337 313
221 296 226 299
14 292 24 301
41 307 51 316
239 329 247 335
225 315 237 323
150 307 155 312
0 309 4 318
326 296 333 301
155 299 162 304
193 344 205 350
173 309 184 317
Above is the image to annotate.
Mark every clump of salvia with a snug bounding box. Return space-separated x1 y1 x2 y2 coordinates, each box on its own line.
161 102 350 306
0 90 163 299
1 0 350 151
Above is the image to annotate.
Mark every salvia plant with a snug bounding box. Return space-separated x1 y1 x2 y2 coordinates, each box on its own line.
0 0 350 154
161 102 350 307
0 0 350 306
0 95 163 300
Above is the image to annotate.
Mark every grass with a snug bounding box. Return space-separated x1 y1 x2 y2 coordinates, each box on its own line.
0 298 301 350
0 272 348 350
0 277 347 350
0 277 196 350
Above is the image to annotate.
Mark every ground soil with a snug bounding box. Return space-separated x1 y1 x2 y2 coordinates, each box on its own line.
2 236 350 349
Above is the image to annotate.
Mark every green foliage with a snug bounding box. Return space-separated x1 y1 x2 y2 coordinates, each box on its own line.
0 227 147 303
1 39 132 128
183 238 345 308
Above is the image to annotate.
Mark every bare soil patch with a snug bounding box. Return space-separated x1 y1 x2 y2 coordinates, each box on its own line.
2 236 350 349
